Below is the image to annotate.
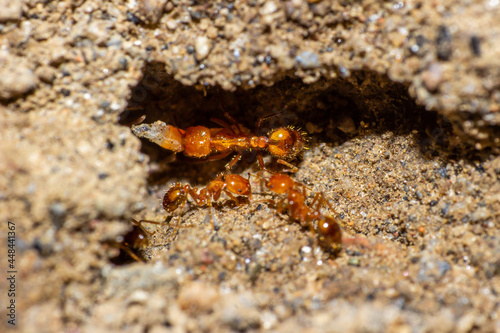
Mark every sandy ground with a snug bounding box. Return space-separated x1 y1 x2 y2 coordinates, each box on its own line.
0 1 499 332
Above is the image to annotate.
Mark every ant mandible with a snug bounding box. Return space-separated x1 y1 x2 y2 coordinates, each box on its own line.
163 173 252 213
131 112 308 172
259 172 342 253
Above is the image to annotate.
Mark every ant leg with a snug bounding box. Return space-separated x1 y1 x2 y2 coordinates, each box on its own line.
276 159 299 173
323 196 337 213
256 112 282 131
293 180 312 198
309 192 324 211
245 173 253 201
274 198 290 215
212 186 223 202
225 152 242 170
117 243 146 263
131 218 162 235
210 117 237 134
124 114 146 127
314 192 336 211
258 196 287 214
257 153 274 173
204 151 233 162
309 192 337 218
208 205 220 229
199 197 218 229
223 189 238 202
187 188 206 207
223 112 245 134
252 198 276 207
223 188 250 206
210 112 244 134
257 153 266 170
218 93 243 132
247 171 266 195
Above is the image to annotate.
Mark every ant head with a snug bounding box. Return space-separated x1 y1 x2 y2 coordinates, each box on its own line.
266 173 294 194
267 126 308 160
162 183 186 212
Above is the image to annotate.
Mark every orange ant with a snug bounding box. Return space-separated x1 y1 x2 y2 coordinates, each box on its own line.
258 173 342 253
163 173 252 213
131 112 308 172
113 174 251 261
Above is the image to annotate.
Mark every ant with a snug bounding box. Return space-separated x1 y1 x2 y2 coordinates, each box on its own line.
257 172 342 253
109 219 161 263
112 173 251 262
131 112 308 172
163 173 252 213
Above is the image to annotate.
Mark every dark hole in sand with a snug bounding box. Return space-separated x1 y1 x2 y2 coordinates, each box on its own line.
120 61 457 181
115 61 460 264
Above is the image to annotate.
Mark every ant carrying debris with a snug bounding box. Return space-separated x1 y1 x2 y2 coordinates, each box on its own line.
131 112 308 172
257 172 343 253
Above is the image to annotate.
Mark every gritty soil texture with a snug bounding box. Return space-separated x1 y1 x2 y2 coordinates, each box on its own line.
0 1 499 333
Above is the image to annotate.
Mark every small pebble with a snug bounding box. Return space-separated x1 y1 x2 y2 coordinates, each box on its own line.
178 282 220 314
295 51 320 69
348 258 360 266
0 54 37 100
0 0 22 22
195 36 212 60
422 63 443 92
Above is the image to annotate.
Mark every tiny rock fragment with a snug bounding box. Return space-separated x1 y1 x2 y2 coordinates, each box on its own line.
137 0 167 24
306 122 322 134
0 0 22 22
166 19 179 30
436 25 452 61
35 65 57 83
206 26 218 39
260 1 278 15
421 63 443 92
195 36 212 61
177 282 219 314
337 115 357 134
0 53 37 100
295 51 320 69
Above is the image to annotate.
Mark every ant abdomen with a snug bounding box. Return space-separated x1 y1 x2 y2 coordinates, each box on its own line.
183 126 211 157
317 216 342 252
225 174 251 197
